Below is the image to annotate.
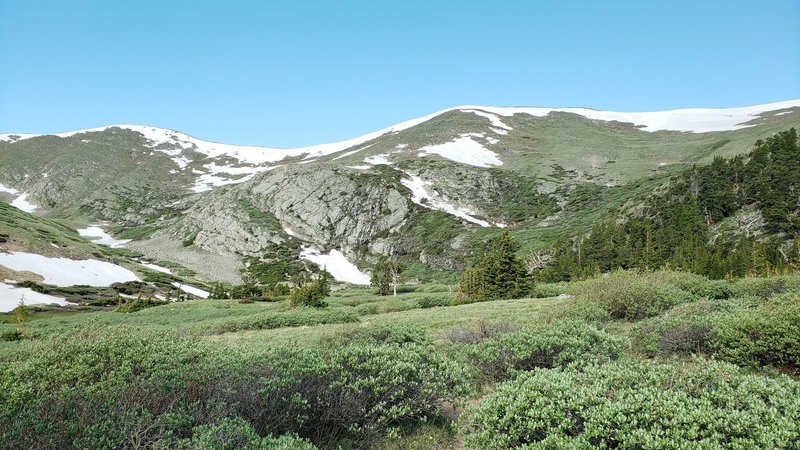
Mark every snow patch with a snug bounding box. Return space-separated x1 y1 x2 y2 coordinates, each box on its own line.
173 156 191 169
364 154 391 165
0 251 140 287
140 261 172 274
332 145 373 160
418 136 503 168
10 193 38 212
347 165 371 170
463 100 800 133
401 173 495 227
77 226 131 248
0 282 70 312
462 109 513 130
190 163 274 193
299 247 371 285
0 183 19 195
171 282 209 298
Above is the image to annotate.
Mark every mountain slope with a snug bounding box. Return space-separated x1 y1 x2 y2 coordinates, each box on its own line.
1 100 799 287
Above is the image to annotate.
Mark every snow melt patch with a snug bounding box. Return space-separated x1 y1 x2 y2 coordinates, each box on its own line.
0 183 19 195
140 261 172 274
332 145 373 161
0 252 140 287
10 193 38 212
190 163 275 193
401 173 498 227
462 109 513 130
171 282 209 298
418 136 503 168
364 154 391 165
299 247 371 285
78 226 131 248
0 282 69 312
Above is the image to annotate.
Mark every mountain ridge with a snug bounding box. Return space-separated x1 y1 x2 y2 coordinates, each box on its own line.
3 99 799 151
1 99 799 301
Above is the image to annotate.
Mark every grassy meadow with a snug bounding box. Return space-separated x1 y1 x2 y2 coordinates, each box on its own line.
2 270 799 449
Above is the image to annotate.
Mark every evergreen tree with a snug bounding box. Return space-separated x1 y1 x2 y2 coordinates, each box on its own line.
459 231 532 301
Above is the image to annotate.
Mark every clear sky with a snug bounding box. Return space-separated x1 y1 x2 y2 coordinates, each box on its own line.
1 0 798 147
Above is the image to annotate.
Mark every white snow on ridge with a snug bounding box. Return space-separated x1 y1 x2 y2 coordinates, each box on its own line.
0 106 471 166
78 226 131 248
299 247 371 285
401 173 501 228
462 109 513 130
171 282 209 298
463 99 800 133
0 282 69 312
418 136 503 168
10 193 38 213
1 100 797 171
0 252 140 287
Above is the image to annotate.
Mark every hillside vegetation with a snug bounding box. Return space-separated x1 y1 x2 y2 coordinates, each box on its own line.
1 107 800 448
3 265 800 448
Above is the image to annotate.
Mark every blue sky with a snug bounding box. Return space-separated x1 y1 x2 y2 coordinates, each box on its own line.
1 0 798 147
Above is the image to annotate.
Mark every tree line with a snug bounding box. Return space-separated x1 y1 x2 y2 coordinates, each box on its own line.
538 129 800 281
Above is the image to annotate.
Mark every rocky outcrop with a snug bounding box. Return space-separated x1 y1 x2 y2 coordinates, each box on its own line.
160 165 410 261
249 165 409 254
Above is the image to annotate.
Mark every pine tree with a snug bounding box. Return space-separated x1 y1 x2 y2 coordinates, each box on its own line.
459 231 532 301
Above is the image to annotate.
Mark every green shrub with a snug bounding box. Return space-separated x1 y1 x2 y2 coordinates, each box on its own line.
455 320 628 383
530 282 570 298
713 294 763 311
417 295 454 308
0 325 466 449
443 320 519 345
572 270 694 320
731 274 800 299
632 300 718 356
709 295 800 370
234 342 470 447
212 308 359 334
330 323 429 347
115 296 169 313
353 298 419 315
0 326 226 449
465 359 800 449
0 329 24 341
651 270 732 299
162 416 315 450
